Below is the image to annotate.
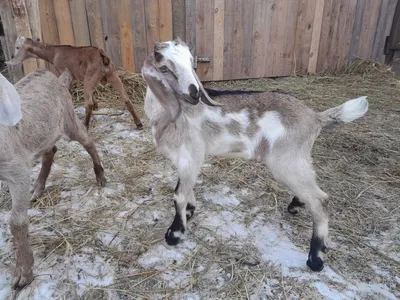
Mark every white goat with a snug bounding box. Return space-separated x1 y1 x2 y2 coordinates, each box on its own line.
142 38 368 272
0 70 106 289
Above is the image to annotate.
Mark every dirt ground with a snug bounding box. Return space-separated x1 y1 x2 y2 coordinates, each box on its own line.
0 64 399 299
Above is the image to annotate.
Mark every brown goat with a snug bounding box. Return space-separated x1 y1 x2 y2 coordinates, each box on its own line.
0 69 106 289
6 36 143 130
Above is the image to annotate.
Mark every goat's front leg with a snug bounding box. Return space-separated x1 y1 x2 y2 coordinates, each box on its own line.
8 168 34 289
165 157 203 245
30 146 57 201
83 70 104 130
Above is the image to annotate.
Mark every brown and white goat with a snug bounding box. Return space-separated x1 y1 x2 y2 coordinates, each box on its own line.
0 69 106 289
142 38 368 272
6 36 143 130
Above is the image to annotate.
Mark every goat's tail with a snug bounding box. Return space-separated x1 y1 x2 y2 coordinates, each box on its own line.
99 49 111 67
318 96 368 128
58 69 73 88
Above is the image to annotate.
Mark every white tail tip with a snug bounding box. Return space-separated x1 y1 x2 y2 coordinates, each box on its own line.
340 96 368 123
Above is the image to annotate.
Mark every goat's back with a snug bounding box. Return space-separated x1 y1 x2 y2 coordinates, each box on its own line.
0 69 67 161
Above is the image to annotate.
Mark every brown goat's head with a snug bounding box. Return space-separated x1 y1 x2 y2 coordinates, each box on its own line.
6 36 39 66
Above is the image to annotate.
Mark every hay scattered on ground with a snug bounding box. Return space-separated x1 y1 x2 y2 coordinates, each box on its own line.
0 60 399 299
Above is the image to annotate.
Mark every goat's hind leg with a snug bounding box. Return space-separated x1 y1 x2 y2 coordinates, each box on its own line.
64 105 106 187
83 70 104 129
287 196 305 215
30 146 57 202
269 158 329 271
107 73 143 129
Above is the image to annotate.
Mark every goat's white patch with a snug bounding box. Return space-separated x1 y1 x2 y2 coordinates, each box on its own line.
340 96 368 122
257 111 285 148
0 73 22 126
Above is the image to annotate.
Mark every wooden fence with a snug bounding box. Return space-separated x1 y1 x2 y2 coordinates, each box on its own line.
0 0 398 83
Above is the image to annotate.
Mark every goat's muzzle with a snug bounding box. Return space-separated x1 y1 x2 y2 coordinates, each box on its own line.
188 84 200 103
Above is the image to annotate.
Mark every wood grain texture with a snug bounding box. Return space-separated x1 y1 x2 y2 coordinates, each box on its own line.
172 0 186 39
185 0 196 52
223 0 235 79
213 0 224 80
231 0 244 79
25 0 45 68
240 0 255 78
271 0 288 76
117 0 135 72
100 0 122 67
348 0 366 61
260 0 274 77
325 0 341 71
0 1 23 82
11 0 37 74
53 0 75 45
308 0 325 73
337 0 357 70
283 0 299 76
159 0 173 41
69 0 91 46
251 0 268 77
85 0 105 49
145 0 160 51
131 0 148 72
316 0 332 72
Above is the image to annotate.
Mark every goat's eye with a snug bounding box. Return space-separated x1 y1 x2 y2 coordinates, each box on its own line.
159 66 169 73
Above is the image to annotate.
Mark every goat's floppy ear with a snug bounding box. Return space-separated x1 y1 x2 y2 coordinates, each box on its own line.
142 60 181 121
192 69 222 106
0 74 22 126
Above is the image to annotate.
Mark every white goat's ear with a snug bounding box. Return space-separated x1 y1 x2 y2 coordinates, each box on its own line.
192 69 223 107
0 74 22 126
142 61 181 121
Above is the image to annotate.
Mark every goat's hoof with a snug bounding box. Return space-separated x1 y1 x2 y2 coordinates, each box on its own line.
321 245 329 254
307 257 324 272
287 197 305 215
93 103 99 110
12 266 34 290
186 203 196 221
97 176 107 187
136 123 143 130
165 228 182 245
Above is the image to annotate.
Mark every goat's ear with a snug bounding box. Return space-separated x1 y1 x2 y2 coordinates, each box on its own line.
142 61 181 121
0 74 22 127
192 69 223 106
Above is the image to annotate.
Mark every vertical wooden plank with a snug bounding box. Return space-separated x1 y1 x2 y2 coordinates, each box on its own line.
223 0 235 79
231 0 243 79
251 0 269 77
25 0 45 69
85 0 105 49
196 0 214 81
0 1 24 82
325 0 341 71
379 0 398 62
357 0 382 59
240 0 255 78
39 0 59 75
308 0 325 74
261 0 275 77
131 0 148 72
316 0 332 72
348 0 366 61
185 0 196 54
271 0 288 76
69 0 91 46
117 0 135 72
159 0 173 41
11 0 38 74
53 0 75 45
336 0 357 70
172 0 186 40
213 0 224 80
100 0 122 67
145 0 160 51
283 0 299 76
294 0 317 73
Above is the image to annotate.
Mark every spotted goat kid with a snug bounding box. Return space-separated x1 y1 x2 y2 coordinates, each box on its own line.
142 38 368 272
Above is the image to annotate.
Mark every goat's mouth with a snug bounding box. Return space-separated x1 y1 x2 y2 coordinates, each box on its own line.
181 94 199 105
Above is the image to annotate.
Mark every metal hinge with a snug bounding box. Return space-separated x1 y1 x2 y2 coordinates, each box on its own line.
193 56 211 69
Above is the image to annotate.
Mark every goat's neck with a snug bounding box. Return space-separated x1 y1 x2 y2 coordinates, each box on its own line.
29 43 56 64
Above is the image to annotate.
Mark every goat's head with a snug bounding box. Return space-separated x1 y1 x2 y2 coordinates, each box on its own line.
0 73 22 126
6 36 39 65
142 37 221 121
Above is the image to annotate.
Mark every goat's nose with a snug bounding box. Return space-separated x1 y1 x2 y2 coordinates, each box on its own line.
11 55 14 59
189 84 200 100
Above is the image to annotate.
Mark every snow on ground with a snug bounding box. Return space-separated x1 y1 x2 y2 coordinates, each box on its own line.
0 107 398 299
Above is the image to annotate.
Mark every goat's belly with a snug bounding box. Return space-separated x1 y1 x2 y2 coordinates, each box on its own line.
207 136 252 159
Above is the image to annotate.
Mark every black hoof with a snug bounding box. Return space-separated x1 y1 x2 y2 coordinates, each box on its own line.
321 245 329 254
136 123 143 130
287 196 305 215
307 256 324 272
186 203 196 221
165 228 181 245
